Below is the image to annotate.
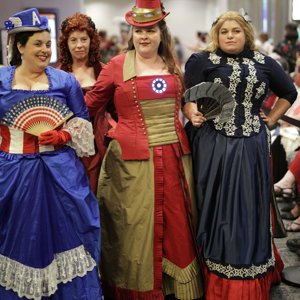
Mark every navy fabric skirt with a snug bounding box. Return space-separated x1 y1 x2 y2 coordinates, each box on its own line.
185 122 274 279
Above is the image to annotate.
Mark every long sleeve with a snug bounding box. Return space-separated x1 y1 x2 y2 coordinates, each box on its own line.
85 61 116 118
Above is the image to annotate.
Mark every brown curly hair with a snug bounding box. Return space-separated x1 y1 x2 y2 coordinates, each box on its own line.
58 13 101 72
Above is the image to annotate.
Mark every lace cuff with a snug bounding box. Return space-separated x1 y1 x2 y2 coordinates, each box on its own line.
0 245 97 300
64 117 95 157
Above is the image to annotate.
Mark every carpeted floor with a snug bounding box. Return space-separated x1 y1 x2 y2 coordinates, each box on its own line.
270 200 300 300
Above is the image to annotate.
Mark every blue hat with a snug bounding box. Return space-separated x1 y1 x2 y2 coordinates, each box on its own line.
4 8 49 35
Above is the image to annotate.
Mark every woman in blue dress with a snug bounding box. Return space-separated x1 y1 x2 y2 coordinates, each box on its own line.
0 8 102 300
183 10 297 300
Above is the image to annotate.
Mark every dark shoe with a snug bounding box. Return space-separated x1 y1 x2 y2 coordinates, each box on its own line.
285 221 300 232
281 211 298 220
286 238 300 252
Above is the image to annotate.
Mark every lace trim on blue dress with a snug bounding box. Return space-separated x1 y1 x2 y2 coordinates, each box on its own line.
0 245 96 300
64 117 95 157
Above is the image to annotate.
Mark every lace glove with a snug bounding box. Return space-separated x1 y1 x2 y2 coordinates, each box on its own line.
38 130 72 146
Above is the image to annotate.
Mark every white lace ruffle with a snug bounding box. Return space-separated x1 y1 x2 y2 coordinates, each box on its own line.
0 245 97 300
65 117 95 157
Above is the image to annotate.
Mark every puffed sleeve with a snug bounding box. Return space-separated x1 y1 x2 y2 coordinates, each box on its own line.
265 56 298 104
85 60 116 118
184 52 208 89
64 73 95 157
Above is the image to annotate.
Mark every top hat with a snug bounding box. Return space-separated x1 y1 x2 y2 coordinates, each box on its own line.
4 8 49 35
125 0 169 27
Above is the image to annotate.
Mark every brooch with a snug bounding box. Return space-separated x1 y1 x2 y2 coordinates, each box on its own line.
152 78 167 94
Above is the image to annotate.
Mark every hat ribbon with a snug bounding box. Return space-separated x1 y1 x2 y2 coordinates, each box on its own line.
132 7 163 23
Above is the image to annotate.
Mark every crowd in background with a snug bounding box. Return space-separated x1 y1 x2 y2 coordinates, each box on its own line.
1 3 300 299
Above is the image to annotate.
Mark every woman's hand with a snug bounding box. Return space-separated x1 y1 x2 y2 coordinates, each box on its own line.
259 109 277 129
190 111 207 127
38 129 71 146
183 102 207 127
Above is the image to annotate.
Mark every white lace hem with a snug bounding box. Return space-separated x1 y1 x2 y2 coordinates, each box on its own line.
0 245 97 300
65 117 95 157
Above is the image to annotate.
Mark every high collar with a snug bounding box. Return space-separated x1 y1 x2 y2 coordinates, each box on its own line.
215 47 253 59
123 50 136 81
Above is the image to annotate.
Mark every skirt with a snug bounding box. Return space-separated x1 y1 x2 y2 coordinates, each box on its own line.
98 140 203 300
185 122 283 300
0 147 102 300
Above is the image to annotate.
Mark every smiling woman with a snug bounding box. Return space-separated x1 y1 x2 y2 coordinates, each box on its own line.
0 8 102 300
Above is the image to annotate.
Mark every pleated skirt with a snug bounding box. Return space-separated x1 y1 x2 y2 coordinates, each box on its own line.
185 122 283 300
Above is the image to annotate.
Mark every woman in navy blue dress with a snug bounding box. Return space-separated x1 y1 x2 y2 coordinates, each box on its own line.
184 10 297 300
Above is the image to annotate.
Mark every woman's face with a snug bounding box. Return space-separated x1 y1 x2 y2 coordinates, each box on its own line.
132 25 161 58
67 30 91 62
218 20 246 55
18 31 51 70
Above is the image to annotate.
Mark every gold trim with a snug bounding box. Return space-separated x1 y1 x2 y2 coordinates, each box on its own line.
123 50 136 81
162 258 203 299
132 7 163 23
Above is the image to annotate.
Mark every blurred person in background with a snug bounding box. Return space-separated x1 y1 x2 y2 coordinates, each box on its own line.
274 22 300 73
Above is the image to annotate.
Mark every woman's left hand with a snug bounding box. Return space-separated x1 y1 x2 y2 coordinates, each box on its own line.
38 129 72 146
259 109 277 129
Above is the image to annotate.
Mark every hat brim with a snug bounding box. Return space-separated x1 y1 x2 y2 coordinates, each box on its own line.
125 11 169 27
8 25 49 35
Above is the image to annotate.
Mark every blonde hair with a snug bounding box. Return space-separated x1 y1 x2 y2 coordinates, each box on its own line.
206 11 256 53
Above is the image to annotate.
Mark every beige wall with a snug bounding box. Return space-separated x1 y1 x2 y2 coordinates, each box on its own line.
227 0 292 44
0 0 293 65
84 0 293 62
84 0 228 62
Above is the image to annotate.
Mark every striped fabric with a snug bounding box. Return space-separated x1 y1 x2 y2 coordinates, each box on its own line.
0 125 55 154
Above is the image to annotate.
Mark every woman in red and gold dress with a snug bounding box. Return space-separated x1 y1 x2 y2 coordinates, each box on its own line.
85 0 203 299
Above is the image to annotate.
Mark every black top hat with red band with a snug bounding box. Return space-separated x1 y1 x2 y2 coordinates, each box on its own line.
125 0 169 27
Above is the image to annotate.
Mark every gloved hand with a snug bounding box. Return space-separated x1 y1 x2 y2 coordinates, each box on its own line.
38 130 72 146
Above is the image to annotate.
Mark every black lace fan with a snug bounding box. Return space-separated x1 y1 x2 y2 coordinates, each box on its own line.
185 82 235 123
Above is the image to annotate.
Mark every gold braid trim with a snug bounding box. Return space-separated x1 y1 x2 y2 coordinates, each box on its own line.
162 258 203 300
132 7 163 23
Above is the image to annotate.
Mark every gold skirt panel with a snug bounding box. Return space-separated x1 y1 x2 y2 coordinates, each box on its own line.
97 140 202 298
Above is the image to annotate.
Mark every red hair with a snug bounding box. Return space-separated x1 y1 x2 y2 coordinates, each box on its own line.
58 13 101 72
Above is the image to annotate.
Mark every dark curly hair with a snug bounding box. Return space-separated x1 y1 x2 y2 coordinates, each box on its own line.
58 13 101 72
10 30 50 66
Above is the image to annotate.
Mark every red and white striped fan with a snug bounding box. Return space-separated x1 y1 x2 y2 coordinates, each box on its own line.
2 96 73 136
